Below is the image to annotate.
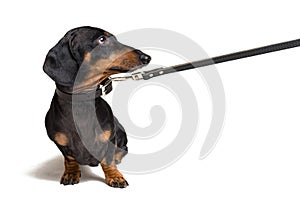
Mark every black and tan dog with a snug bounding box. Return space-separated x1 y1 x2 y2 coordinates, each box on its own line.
43 26 151 188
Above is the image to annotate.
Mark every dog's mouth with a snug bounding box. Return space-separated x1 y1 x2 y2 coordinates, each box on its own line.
128 64 147 72
109 64 146 73
94 64 148 92
109 66 129 73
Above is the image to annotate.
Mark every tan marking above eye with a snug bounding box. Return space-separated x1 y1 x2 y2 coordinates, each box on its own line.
54 132 69 146
103 32 110 36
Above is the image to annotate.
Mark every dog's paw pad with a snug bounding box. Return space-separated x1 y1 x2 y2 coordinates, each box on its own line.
60 172 81 185
106 177 129 188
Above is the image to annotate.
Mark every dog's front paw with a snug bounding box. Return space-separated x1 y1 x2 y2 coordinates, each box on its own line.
60 172 81 185
106 176 129 188
101 163 128 188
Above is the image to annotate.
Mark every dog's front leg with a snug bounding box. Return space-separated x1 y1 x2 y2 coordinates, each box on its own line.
101 162 128 188
60 156 81 185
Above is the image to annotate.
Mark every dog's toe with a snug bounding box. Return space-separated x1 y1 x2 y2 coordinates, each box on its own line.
106 177 129 188
60 172 81 185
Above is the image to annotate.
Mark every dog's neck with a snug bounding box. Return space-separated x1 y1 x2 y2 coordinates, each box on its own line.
56 84 74 94
55 78 112 102
55 87 103 102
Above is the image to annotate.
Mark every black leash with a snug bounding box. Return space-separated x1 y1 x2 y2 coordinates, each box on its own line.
140 38 300 80
102 38 300 95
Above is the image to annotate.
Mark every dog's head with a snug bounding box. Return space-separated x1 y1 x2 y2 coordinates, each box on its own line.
43 26 151 93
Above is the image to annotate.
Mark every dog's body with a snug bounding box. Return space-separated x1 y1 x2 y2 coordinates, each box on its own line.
43 26 150 187
45 91 128 167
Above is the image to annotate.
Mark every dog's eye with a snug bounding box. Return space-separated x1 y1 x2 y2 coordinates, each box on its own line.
98 36 106 44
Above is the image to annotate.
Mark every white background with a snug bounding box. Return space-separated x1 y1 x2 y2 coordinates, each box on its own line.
1 0 300 199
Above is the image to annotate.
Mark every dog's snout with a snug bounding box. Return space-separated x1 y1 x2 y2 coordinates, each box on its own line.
134 50 151 64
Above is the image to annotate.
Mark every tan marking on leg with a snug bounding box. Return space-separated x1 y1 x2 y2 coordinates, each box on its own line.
54 132 68 146
60 157 81 185
101 158 107 165
101 162 128 188
67 156 75 160
114 152 123 164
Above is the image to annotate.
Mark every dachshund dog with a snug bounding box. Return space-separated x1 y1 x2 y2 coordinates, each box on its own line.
43 26 151 188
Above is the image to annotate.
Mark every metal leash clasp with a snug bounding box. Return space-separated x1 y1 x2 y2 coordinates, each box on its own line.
100 72 145 96
99 79 113 96
130 72 145 80
110 72 145 82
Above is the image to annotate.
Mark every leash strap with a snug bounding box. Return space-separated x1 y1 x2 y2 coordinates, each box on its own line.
126 38 300 80
99 38 300 96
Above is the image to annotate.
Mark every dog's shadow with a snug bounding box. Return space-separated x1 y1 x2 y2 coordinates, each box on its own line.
29 156 105 183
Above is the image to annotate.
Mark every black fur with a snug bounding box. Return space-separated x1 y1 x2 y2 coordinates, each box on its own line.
45 92 127 166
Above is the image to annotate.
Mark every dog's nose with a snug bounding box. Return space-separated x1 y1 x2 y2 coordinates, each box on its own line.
140 54 151 64
134 50 151 64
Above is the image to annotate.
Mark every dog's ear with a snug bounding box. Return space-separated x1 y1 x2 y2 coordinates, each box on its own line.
43 31 79 87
